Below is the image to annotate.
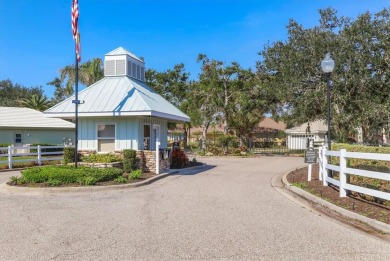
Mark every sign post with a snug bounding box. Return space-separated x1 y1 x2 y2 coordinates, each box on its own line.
156 138 160 174
304 139 317 181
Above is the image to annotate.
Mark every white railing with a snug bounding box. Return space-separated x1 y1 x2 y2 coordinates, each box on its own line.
319 146 390 200
0 145 65 169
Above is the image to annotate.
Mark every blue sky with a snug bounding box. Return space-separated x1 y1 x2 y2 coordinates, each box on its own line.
1 0 389 98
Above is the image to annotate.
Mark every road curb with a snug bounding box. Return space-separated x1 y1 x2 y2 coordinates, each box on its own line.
0 164 208 195
282 170 390 235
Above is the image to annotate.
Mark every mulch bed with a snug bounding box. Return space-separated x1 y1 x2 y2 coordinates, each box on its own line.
287 164 390 224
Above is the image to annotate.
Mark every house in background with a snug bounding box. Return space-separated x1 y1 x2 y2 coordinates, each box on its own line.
186 118 286 145
45 47 190 171
285 120 327 149
0 107 74 148
252 117 286 141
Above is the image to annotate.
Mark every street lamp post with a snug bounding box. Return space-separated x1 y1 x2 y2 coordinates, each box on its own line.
321 53 335 151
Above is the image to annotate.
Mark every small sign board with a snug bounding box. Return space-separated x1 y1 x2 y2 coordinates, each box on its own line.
304 148 318 164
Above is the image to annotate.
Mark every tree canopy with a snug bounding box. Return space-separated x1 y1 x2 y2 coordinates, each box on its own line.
258 7 390 143
0 79 44 107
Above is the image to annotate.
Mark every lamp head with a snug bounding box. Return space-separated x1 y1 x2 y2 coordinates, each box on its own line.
321 53 335 73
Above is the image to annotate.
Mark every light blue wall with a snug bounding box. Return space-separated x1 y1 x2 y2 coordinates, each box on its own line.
78 116 168 151
0 129 74 146
79 117 139 151
138 117 168 150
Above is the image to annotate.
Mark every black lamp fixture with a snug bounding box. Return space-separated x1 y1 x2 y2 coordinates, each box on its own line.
321 53 335 150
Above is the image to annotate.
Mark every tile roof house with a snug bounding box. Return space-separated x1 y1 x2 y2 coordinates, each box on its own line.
182 118 286 143
45 47 190 155
0 107 74 146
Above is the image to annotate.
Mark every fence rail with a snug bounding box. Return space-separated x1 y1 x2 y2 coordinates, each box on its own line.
0 145 65 169
319 146 390 201
251 147 304 155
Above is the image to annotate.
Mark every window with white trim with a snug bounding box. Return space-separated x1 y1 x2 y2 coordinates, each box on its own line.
143 124 150 150
97 124 115 152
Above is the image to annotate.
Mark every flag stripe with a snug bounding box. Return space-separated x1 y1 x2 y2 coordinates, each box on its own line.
72 0 81 61
71 0 79 39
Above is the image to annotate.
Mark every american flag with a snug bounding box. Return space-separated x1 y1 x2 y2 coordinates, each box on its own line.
71 0 81 62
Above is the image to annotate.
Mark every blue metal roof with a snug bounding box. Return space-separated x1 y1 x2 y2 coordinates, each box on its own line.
45 76 190 122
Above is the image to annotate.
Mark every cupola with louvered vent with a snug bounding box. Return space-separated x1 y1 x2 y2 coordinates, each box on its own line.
104 47 145 81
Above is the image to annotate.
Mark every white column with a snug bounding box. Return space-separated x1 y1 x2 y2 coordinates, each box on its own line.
156 138 160 174
339 149 347 197
37 145 42 166
308 164 312 181
8 146 12 170
322 146 328 186
318 146 323 181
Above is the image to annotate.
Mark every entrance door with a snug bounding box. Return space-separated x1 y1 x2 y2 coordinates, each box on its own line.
151 125 160 150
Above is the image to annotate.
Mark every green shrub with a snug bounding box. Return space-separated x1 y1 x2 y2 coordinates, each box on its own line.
64 147 76 164
20 166 123 185
207 145 223 156
114 176 128 183
82 153 122 163
129 169 142 179
123 149 137 172
10 176 19 183
17 177 28 185
0 144 10 154
47 179 62 187
217 135 236 148
77 176 98 186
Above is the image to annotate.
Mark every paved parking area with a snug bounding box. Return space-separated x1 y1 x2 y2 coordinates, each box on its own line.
0 157 389 260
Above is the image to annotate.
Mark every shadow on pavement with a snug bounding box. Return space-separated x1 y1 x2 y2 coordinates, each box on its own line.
170 164 216 176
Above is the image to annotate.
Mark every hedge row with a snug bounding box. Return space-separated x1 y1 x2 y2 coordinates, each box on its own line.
330 144 390 204
21 166 123 184
332 143 390 172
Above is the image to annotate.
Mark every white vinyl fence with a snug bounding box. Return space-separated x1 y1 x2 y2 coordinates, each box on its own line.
319 146 390 201
0 145 65 169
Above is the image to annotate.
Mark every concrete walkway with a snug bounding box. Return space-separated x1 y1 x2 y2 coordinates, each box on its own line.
0 157 389 260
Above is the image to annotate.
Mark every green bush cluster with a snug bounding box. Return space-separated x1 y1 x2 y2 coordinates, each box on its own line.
64 147 76 164
81 153 122 163
129 169 142 179
18 166 123 186
114 176 128 183
123 149 137 172
0 144 10 154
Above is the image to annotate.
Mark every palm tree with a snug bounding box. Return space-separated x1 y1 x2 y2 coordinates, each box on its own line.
48 58 104 103
80 58 104 86
19 94 51 111
60 58 104 89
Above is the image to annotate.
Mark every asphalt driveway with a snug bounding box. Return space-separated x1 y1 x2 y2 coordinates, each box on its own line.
0 157 389 260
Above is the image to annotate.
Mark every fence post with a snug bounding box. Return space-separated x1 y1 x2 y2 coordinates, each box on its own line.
322 146 328 186
318 146 323 181
37 145 42 166
8 146 13 169
339 149 347 197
